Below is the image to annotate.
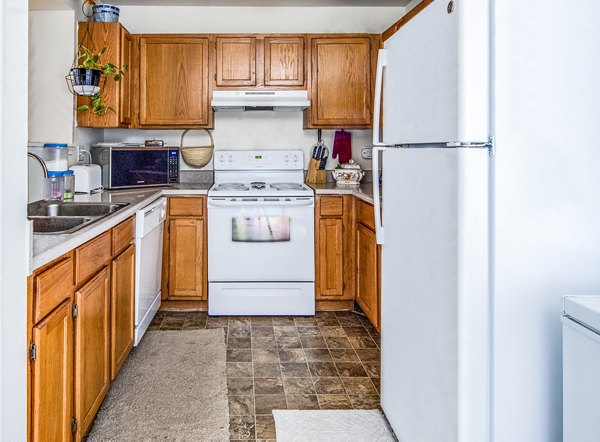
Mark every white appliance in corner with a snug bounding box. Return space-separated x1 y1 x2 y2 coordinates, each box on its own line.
562 296 600 441
134 197 167 345
373 1 491 441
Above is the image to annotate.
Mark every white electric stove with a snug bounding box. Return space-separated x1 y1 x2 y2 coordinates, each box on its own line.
207 150 315 316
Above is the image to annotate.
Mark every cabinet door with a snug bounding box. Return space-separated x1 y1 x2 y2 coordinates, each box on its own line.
111 245 135 380
215 36 257 87
317 218 344 298
119 27 132 126
76 22 130 128
139 36 210 127
356 223 379 330
30 299 73 442
264 37 305 87
168 218 205 299
309 37 372 128
74 267 111 439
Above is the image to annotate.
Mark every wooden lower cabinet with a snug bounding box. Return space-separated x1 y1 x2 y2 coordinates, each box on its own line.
162 196 207 302
29 218 137 441
354 199 381 331
168 218 205 298
111 244 135 380
356 223 380 331
315 196 355 305
74 266 111 440
317 218 344 296
30 298 73 442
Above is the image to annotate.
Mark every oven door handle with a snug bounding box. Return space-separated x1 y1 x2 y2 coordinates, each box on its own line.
208 199 314 208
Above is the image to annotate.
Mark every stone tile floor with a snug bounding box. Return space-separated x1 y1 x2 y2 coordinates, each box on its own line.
149 310 381 442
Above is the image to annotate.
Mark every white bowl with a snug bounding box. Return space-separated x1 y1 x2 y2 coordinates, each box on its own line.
73 85 101 96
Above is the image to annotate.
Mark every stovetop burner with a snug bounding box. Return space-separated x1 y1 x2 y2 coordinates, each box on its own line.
214 183 249 191
270 182 305 191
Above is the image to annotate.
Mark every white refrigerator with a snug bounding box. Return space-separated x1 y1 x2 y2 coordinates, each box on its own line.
375 1 600 441
373 1 491 441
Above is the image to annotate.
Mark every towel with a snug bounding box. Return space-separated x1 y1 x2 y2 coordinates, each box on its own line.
332 130 352 164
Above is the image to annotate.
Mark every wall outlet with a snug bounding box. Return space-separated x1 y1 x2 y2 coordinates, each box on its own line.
361 147 373 159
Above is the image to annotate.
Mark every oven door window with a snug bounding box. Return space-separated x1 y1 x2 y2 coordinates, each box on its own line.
111 150 168 187
232 216 290 242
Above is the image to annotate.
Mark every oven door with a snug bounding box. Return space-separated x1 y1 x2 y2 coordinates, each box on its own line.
208 197 315 282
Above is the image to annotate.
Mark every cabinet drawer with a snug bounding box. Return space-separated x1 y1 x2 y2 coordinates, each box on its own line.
168 197 204 217
33 257 74 324
320 196 343 217
112 217 135 257
356 199 375 230
75 232 111 285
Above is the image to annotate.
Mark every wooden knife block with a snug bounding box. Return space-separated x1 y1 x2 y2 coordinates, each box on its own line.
305 158 326 184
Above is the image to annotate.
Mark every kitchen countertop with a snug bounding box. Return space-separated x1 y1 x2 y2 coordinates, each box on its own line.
30 181 375 273
309 182 375 204
30 183 211 273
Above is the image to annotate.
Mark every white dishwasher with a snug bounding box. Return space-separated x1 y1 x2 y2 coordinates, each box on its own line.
562 295 600 441
134 197 167 346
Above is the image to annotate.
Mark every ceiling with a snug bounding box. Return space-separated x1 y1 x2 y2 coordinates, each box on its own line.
30 0 413 9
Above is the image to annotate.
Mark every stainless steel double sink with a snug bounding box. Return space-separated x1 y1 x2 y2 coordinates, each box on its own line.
28 201 130 234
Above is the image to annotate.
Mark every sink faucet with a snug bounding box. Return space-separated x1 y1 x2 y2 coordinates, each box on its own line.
27 152 48 178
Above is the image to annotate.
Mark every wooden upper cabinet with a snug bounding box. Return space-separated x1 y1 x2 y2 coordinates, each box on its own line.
139 35 210 127
307 36 375 128
215 36 257 87
264 36 305 87
119 28 132 125
30 299 73 442
76 22 132 128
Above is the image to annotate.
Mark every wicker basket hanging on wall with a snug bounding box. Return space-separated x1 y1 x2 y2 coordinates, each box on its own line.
179 129 214 168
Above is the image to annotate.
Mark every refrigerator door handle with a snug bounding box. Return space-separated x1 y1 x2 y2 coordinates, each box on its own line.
372 145 387 244
372 49 388 146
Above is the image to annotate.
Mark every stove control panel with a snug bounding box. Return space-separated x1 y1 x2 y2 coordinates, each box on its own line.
214 150 304 171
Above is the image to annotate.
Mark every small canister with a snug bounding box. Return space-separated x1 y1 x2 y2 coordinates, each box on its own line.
63 170 75 200
43 143 69 172
45 171 64 202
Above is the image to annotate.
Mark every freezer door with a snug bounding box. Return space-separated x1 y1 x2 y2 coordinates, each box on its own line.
380 147 490 442
380 0 489 144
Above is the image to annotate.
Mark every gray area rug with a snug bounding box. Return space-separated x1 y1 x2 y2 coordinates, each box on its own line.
273 409 396 442
88 329 229 442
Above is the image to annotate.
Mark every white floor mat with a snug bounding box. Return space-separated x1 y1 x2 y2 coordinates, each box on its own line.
273 409 396 442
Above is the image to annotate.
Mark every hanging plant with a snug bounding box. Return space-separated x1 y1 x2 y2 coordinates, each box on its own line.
69 45 127 116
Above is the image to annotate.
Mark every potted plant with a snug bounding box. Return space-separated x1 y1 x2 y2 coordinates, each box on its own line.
71 45 127 116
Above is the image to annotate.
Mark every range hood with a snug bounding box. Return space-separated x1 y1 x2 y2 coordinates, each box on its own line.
211 90 310 111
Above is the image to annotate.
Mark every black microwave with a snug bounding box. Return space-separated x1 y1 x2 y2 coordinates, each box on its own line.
92 145 180 189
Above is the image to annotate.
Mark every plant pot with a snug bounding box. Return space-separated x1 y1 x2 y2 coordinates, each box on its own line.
92 4 120 22
70 68 102 96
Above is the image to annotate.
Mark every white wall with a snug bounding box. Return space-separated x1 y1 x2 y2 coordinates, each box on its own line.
0 0 29 439
28 10 75 143
117 5 403 34
492 1 600 441
104 113 374 170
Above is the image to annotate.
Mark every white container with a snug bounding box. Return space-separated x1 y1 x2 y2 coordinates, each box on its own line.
332 160 365 186
562 296 600 442
69 164 102 193
44 171 64 202
43 143 69 172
